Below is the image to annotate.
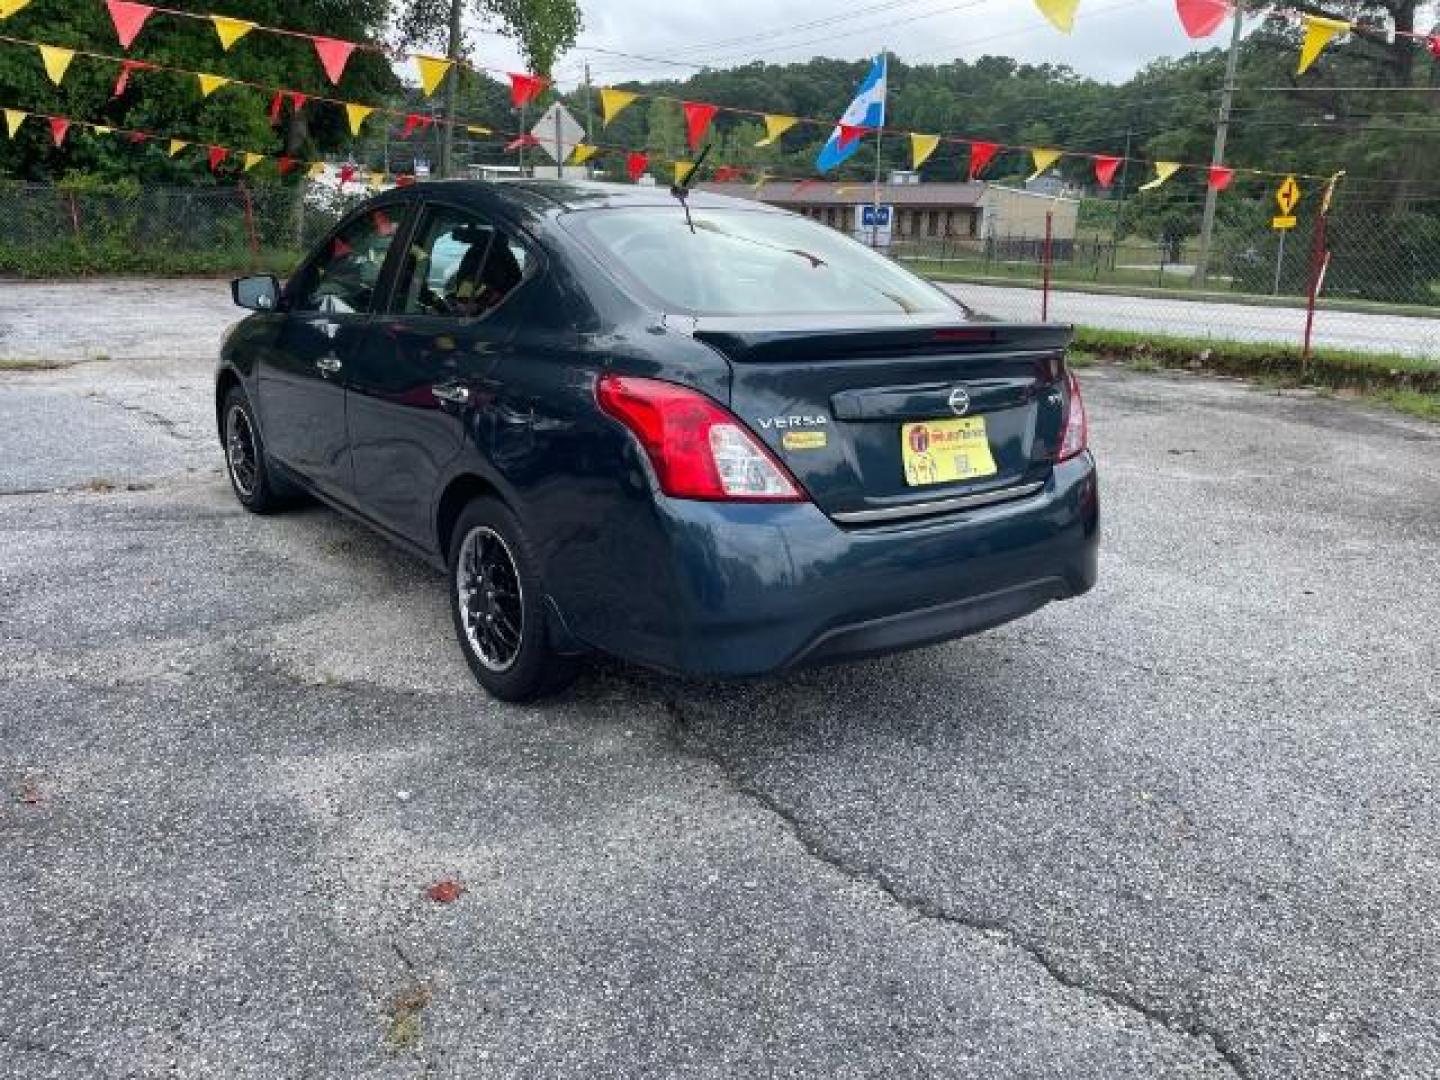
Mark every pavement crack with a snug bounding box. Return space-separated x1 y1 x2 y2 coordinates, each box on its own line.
662 696 1251 1080
85 390 204 444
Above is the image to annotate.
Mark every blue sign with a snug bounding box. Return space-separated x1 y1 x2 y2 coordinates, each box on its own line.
861 205 892 228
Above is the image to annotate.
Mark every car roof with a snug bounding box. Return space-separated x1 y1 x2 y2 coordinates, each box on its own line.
398 178 786 220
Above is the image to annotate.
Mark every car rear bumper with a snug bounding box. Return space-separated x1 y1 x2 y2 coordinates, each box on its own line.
571 452 1098 678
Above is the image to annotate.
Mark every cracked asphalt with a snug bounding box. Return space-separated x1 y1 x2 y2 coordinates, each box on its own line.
2 279 1438 1078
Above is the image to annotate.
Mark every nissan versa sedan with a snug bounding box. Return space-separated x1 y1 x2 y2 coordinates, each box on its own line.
218 179 1098 701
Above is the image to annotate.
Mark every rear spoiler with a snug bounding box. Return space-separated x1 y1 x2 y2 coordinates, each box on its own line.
689 320 1074 364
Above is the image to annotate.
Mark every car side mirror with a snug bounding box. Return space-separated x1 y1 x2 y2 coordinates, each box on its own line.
232 274 281 312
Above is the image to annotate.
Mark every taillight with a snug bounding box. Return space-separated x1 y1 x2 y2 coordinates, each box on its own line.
1057 368 1088 462
596 374 805 502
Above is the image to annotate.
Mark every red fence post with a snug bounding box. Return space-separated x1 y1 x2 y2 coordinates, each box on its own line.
1302 173 1343 370
238 182 260 266
1041 209 1054 322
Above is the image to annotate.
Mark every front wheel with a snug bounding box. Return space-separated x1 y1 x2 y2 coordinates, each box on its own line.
222 386 295 514
448 498 575 702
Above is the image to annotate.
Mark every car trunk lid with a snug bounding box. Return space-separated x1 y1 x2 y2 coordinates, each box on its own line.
691 314 1073 522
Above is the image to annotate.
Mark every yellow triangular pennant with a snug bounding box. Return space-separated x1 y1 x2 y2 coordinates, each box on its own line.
0 0 34 19
4 109 25 138
368 173 386 192
307 162 326 179
415 54 453 97
1033 0 1079 33
1139 161 1182 191
1298 14 1350 75
39 45 75 86
673 160 695 185
569 143 598 164
466 125 491 136
197 73 230 98
92 125 111 135
600 87 638 126
168 139 188 157
755 114 797 147
211 16 255 51
243 152 264 172
345 104 374 136
1028 148 1063 181
910 133 941 170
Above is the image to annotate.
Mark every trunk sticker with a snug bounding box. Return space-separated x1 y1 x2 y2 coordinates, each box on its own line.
782 430 828 451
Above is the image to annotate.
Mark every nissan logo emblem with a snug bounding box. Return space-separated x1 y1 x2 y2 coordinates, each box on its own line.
947 387 971 417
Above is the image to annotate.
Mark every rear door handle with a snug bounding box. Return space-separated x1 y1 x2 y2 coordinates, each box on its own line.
315 356 342 373
432 383 471 405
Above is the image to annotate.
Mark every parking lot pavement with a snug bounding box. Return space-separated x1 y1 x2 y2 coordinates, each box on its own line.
2 282 1439 1079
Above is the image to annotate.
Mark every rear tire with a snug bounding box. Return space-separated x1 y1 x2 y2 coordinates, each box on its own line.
222 386 296 514
448 498 576 702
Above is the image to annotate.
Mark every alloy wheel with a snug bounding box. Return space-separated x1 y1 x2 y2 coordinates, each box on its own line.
225 403 258 498
455 525 525 672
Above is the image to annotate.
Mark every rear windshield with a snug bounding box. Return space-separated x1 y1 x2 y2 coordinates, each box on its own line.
566 206 957 317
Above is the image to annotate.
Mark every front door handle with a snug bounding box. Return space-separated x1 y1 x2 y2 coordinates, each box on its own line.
315 355 342 374
432 383 471 405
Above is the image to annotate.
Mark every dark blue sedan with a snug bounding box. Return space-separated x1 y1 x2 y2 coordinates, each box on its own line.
218 180 1098 700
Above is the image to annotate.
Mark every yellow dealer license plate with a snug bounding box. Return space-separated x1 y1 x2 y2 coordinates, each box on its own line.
901 417 998 487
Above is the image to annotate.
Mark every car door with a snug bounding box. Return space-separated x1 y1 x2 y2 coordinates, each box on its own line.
345 201 537 546
258 203 408 500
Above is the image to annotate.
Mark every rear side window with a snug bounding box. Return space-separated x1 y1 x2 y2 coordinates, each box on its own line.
290 207 400 315
565 206 955 317
394 206 531 319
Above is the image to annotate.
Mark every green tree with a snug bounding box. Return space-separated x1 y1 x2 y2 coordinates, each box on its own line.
0 0 398 182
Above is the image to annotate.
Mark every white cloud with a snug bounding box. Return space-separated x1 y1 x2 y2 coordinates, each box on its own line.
468 0 1233 87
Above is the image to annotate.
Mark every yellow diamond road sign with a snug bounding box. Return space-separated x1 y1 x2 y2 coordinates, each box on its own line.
1276 175 1301 216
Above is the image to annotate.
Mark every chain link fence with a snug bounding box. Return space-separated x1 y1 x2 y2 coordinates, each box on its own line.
0 182 366 278
3 181 1440 363
892 189 1440 363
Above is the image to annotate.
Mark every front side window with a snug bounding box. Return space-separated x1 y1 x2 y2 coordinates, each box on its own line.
291 207 400 315
566 206 957 317
395 206 531 319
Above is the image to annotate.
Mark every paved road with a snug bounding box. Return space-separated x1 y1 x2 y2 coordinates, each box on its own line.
941 281 1440 359
2 281 1439 1078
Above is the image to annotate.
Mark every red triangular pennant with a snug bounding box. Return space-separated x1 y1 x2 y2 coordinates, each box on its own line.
1175 0 1230 39
312 37 356 85
208 146 229 171
968 140 1000 180
128 130 149 144
712 165 743 182
626 151 648 182
837 124 866 151
289 92 307 112
112 59 150 98
509 72 547 108
504 133 540 152
106 1 154 50
268 92 284 125
1093 155 1122 189
1207 165 1235 192
400 112 432 139
277 156 297 175
682 101 718 151
338 163 357 185
1428 34 1440 58
49 117 71 148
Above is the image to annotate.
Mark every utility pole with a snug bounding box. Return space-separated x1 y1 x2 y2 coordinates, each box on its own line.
1193 1 1244 286
437 0 463 178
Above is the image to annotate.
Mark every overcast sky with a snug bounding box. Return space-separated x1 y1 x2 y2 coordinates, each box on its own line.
467 0 1239 90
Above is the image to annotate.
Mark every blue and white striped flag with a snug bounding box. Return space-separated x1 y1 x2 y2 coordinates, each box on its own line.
816 54 887 173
